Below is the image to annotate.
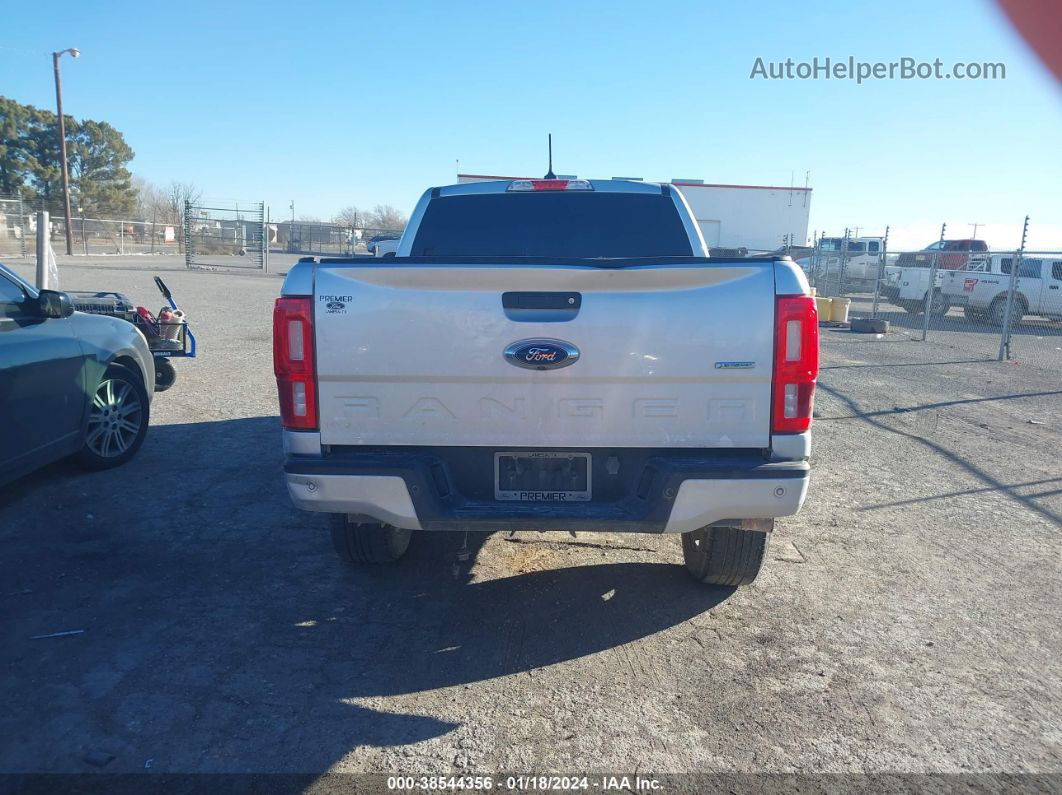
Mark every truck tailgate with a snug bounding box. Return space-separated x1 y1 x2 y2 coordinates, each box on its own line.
313 263 775 448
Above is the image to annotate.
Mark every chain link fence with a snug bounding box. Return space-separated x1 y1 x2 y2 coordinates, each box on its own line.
273 221 402 256
184 200 266 270
0 196 29 259
801 221 1062 370
1 194 182 258
3 195 407 266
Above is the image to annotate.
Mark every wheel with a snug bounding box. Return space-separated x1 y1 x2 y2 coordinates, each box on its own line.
153 357 177 392
989 297 1024 327
928 290 950 317
330 514 413 564
963 306 988 323
77 365 150 470
681 525 769 587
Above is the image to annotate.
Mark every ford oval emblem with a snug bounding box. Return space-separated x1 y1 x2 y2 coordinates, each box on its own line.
504 339 580 370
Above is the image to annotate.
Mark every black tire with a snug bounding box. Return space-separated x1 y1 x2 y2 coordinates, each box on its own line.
928 290 950 317
330 514 413 564
989 297 1025 327
76 365 150 470
681 525 769 587
153 358 177 392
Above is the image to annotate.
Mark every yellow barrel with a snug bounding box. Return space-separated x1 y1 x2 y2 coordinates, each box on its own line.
829 297 851 323
814 296 832 320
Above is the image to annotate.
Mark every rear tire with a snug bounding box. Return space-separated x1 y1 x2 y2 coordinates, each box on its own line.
681 525 769 587
928 290 950 317
989 296 1025 327
330 514 413 565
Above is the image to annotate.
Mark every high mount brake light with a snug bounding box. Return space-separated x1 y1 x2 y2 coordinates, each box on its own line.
507 179 594 192
273 296 318 431
772 294 819 434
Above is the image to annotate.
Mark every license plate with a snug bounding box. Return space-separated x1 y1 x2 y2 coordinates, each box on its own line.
495 452 591 502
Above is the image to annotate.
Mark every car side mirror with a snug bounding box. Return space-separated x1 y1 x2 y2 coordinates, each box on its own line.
38 289 74 319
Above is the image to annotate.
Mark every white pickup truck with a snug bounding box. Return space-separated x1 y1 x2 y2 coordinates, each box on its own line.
881 264 951 315
274 178 818 586
940 253 1062 325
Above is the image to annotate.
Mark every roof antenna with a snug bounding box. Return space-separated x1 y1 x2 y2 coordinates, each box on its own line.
544 133 556 179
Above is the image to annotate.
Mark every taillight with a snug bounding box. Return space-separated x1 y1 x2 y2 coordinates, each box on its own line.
772 295 819 434
273 296 317 430
507 179 594 192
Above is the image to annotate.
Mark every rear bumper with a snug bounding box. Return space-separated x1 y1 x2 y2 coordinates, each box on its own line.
283 446 809 534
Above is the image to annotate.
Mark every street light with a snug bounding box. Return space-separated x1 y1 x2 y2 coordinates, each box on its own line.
52 47 80 256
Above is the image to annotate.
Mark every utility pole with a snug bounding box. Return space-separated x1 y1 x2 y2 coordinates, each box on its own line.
52 47 80 256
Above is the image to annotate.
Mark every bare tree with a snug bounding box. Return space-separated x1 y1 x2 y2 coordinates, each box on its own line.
364 204 407 232
333 205 362 228
167 181 202 252
132 177 167 222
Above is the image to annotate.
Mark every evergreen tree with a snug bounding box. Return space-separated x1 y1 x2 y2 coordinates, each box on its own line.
0 96 136 216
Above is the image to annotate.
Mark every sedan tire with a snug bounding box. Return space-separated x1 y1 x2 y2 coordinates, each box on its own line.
77 365 150 470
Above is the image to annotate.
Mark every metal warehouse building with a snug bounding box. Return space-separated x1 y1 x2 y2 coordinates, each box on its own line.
457 173 812 252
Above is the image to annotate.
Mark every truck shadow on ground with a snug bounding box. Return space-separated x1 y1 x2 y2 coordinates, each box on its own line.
0 416 729 770
815 380 1062 527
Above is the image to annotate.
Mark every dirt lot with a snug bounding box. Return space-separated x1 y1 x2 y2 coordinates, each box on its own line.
1 259 1059 785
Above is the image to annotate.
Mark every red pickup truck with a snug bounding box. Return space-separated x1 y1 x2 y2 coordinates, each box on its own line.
895 239 989 270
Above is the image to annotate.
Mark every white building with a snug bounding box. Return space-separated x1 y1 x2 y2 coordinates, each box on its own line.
457 173 812 252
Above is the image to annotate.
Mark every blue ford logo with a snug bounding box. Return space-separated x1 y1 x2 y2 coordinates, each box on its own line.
504 339 580 370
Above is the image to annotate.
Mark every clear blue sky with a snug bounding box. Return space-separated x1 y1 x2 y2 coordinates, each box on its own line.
3 0 1059 248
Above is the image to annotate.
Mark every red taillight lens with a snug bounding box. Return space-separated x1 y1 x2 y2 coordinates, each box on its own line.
531 180 570 191
273 296 317 430
772 295 819 434
507 179 594 192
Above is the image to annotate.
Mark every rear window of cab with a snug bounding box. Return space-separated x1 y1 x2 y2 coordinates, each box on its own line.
409 192 694 259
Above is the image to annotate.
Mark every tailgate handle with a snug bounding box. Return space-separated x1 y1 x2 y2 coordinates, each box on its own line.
502 292 581 323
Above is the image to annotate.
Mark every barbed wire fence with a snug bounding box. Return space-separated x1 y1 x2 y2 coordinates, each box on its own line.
802 217 1062 371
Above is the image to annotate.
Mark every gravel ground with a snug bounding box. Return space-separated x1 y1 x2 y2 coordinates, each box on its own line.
1 261 1059 785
